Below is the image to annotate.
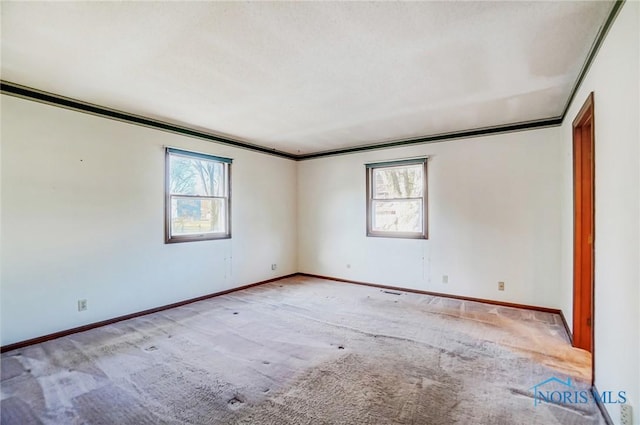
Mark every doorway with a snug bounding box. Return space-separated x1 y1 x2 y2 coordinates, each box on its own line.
572 92 595 358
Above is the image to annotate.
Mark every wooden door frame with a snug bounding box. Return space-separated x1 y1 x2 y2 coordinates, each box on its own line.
572 92 595 382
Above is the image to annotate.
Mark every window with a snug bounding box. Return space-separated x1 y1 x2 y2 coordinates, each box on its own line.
165 148 231 243
366 158 428 239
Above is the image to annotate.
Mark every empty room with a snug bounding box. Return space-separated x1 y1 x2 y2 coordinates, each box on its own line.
1 1 638 424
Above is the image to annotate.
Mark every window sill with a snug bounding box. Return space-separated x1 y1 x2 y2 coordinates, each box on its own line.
165 234 231 244
366 232 428 240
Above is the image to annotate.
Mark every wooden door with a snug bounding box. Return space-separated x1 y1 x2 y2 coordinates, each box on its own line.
572 92 595 354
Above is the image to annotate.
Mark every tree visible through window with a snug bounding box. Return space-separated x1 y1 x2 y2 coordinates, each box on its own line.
366 159 427 239
165 148 231 243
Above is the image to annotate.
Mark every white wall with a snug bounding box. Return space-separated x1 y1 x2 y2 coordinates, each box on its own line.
298 126 563 309
0 95 298 346
2 6 637 421
558 2 639 424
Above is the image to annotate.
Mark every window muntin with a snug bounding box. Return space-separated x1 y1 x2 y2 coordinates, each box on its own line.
166 148 231 243
366 159 427 239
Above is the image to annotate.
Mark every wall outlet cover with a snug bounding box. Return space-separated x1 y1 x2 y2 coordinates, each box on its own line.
620 404 632 425
78 299 87 312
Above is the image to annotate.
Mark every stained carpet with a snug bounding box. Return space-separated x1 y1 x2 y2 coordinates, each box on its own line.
1 276 604 424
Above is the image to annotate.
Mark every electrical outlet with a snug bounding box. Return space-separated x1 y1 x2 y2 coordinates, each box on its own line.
620 404 632 425
498 282 505 291
271 264 277 271
442 275 448 284
78 299 87 312
346 264 351 269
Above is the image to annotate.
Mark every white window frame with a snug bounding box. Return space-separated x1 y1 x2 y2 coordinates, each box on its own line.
366 158 428 239
165 148 231 243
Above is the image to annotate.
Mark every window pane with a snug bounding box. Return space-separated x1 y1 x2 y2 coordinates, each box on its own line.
372 199 422 233
170 155 225 197
373 165 423 199
171 197 226 235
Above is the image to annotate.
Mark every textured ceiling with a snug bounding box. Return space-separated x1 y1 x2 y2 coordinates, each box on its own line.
1 1 614 155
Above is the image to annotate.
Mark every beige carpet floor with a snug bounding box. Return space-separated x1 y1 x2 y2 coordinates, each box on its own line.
1 275 604 424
